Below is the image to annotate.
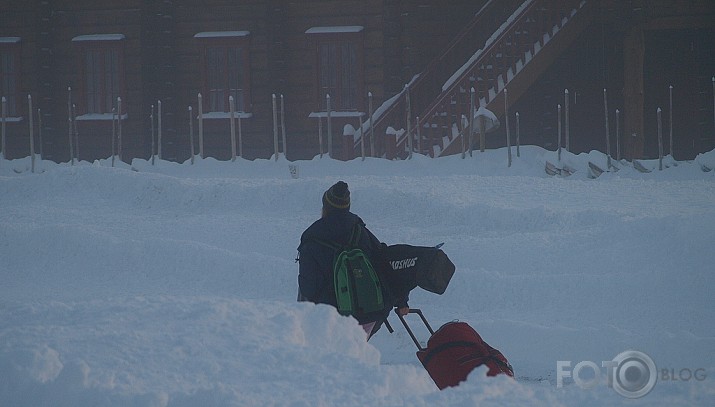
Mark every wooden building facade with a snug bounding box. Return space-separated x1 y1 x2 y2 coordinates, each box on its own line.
0 0 487 162
1 0 714 163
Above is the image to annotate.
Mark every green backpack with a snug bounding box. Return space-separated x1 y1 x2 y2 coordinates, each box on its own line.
312 224 385 318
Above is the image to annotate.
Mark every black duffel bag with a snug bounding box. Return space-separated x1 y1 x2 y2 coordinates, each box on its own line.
382 244 455 298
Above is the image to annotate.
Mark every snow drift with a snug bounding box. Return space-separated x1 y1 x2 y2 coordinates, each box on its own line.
1 146 714 406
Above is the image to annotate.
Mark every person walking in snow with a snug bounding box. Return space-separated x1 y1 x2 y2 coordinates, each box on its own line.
297 181 409 340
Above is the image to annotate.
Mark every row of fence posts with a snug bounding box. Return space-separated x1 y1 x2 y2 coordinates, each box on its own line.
184 93 247 165
3 78 715 170
558 87 613 166
459 87 518 167
186 93 287 164
0 90 268 170
368 86 523 167
431 79 715 169
316 92 378 160
556 82 703 171
99 81 713 167
0 86 591 171
66 87 124 168
443 78 713 169
4 87 511 172
160 79 715 166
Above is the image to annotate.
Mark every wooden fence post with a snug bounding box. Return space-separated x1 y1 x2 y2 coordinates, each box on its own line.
416 116 422 157
669 85 673 157
657 107 663 171
516 112 521 158
469 88 475 157
111 108 116 167
318 116 323 158
406 84 412 160
557 104 562 162
230 96 237 162
158 100 162 160
326 94 332 159
238 103 243 159
189 106 195 165
198 93 204 159
1 97 6 160
368 92 374 158
564 89 570 152
150 104 155 165
616 109 621 162
281 94 287 160
28 95 35 173
38 108 43 159
505 88 512 167
604 88 611 168
272 94 278 160
73 104 78 161
479 103 486 152
358 114 365 161
67 87 74 165
117 97 122 162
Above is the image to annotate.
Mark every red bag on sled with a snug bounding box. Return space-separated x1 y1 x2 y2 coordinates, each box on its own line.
398 309 513 390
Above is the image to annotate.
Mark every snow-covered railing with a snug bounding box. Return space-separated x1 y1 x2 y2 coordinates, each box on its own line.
353 0 526 159
367 0 590 159
421 0 589 158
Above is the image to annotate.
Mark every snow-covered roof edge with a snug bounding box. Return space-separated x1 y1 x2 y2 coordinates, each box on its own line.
194 31 250 39
305 26 364 34
72 34 125 42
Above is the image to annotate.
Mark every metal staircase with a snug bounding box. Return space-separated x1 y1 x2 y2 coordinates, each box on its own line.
357 0 595 159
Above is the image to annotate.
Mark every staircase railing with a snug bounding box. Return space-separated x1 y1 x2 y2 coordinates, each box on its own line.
359 0 590 159
356 0 525 159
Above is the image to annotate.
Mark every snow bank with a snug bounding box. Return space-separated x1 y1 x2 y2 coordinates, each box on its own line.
0 297 438 406
1 146 714 406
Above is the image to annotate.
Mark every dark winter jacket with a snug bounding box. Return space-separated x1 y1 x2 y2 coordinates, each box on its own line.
297 210 407 324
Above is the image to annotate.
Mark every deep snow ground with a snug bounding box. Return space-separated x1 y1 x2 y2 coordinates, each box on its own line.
1 146 714 406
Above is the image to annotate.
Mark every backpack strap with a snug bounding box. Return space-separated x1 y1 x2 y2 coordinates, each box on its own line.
347 223 362 247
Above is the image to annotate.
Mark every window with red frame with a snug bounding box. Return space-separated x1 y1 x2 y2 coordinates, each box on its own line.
196 32 251 113
308 27 364 112
72 34 125 115
0 38 21 116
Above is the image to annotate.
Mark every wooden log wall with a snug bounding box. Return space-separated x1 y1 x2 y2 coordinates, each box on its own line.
1 0 713 162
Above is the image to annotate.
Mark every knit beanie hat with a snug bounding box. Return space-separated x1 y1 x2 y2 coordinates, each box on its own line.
322 181 351 211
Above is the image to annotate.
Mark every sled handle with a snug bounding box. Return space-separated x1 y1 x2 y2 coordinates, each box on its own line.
396 308 435 351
